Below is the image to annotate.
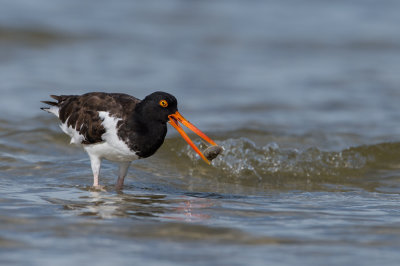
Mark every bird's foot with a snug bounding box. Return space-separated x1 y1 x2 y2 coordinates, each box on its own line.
115 182 124 191
90 185 107 192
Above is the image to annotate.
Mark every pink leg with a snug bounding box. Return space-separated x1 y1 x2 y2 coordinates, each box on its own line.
89 155 102 188
116 161 131 190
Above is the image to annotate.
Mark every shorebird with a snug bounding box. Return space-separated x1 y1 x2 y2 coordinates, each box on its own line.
41 91 219 189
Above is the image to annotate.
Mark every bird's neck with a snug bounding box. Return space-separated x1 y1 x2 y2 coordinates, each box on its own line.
125 113 168 158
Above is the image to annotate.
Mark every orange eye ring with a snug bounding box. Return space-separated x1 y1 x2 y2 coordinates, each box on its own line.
159 99 168 108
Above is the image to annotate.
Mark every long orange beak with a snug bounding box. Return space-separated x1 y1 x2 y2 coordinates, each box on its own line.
168 111 217 164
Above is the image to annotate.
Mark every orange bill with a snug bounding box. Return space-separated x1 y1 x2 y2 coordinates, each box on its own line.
168 111 217 164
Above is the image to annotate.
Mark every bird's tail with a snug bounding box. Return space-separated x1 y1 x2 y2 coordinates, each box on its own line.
41 95 61 116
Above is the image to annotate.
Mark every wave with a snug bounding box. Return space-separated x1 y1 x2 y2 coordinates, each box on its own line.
166 137 400 191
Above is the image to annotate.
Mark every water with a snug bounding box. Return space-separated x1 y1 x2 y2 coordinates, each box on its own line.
1 0 400 265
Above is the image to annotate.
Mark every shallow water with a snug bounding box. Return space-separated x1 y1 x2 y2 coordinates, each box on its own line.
1 0 400 265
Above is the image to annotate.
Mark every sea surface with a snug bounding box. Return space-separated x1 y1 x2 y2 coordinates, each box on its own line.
1 1 400 265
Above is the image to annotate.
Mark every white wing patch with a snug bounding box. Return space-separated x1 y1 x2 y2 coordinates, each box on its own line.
43 105 85 145
90 111 139 161
56 111 138 162
59 117 86 145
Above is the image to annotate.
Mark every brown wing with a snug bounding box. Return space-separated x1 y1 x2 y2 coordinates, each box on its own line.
52 92 140 144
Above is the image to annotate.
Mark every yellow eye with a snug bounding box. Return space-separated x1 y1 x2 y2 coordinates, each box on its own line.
159 99 168 108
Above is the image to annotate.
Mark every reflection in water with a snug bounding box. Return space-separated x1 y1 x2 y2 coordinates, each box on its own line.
58 189 213 222
161 197 212 222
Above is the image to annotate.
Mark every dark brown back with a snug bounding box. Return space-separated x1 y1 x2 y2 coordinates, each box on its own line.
54 92 140 144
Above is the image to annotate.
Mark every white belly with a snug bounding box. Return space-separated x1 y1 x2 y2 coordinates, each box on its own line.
83 142 139 162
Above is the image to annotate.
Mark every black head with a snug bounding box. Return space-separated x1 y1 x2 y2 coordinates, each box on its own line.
135 91 219 164
137 91 178 123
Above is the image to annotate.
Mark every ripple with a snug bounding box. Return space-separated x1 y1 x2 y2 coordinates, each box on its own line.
0 26 91 46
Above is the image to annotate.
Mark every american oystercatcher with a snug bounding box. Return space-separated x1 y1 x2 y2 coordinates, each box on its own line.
41 91 220 189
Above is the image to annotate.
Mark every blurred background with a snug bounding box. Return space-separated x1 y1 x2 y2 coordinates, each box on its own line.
1 0 400 137
1 1 400 266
